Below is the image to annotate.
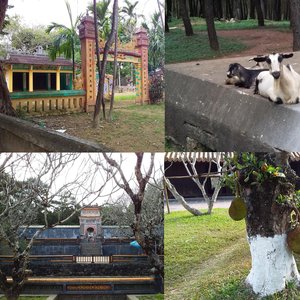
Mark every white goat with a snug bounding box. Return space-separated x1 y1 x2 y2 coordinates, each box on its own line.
253 53 300 104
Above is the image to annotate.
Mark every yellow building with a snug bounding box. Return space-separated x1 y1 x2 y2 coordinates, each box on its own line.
1 15 149 115
1 53 85 114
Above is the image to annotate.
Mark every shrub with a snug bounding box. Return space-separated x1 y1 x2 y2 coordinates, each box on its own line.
149 73 164 104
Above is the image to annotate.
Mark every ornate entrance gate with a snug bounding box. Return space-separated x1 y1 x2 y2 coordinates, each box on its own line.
78 15 149 112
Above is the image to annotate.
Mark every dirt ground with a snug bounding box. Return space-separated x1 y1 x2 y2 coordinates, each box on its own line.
218 28 293 57
31 101 164 152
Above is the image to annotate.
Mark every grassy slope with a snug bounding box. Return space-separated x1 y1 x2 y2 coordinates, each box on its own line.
166 18 290 64
166 29 247 64
165 209 300 300
169 18 290 31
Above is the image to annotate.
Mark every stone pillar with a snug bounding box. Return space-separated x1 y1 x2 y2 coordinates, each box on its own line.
56 67 61 91
78 15 96 112
7 65 13 92
134 28 149 104
29 66 33 92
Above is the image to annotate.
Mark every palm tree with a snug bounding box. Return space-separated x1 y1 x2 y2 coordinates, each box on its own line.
120 0 143 40
143 12 164 71
88 0 111 39
46 0 81 82
121 0 139 18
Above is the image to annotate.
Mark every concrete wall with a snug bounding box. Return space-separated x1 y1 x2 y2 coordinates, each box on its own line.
29 242 139 256
0 261 152 276
102 244 141 256
21 226 138 256
166 53 300 151
24 226 132 239
24 227 80 239
0 113 109 151
30 243 80 255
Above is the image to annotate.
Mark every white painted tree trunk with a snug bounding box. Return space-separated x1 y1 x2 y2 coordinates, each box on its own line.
246 234 300 297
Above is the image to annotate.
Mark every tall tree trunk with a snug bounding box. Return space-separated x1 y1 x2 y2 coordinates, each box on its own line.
0 0 16 116
93 0 118 127
93 0 104 127
179 0 194 36
250 0 255 18
290 0 300 51
254 0 264 26
222 0 227 19
205 0 219 51
108 31 118 122
166 0 171 32
215 0 223 19
71 36 75 83
238 153 300 296
165 19 169 32
274 0 281 21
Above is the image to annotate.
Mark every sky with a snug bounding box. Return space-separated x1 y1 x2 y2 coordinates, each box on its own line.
0 152 164 206
7 0 160 27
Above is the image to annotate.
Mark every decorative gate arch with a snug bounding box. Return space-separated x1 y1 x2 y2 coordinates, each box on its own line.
78 15 149 112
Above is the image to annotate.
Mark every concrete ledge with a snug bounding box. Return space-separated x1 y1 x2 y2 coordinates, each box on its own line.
0 114 110 152
166 52 300 151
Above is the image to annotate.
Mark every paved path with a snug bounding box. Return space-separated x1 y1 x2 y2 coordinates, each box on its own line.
165 198 232 213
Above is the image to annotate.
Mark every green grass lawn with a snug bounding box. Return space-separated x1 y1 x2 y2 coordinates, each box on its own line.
114 92 137 101
169 17 290 31
166 18 290 64
165 208 300 300
165 29 247 64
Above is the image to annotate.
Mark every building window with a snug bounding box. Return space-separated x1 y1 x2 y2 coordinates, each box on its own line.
33 73 48 90
13 72 29 92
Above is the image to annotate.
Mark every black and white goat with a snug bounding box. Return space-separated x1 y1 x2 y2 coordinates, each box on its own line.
253 53 300 104
225 63 267 88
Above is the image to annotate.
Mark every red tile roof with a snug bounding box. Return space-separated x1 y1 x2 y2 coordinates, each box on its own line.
165 152 234 162
1 54 73 67
165 152 300 162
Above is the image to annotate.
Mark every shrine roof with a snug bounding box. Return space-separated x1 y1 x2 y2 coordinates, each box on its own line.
165 152 300 162
1 53 73 67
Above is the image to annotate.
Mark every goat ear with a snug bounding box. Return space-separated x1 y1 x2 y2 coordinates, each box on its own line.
252 56 267 62
282 53 293 59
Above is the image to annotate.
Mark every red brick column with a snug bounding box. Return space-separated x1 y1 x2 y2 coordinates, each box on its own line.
78 16 96 112
135 28 149 104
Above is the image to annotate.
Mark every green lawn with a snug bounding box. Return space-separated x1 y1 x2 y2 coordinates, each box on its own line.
166 18 290 64
165 29 247 64
169 17 290 31
115 92 137 101
165 209 300 300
